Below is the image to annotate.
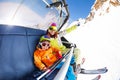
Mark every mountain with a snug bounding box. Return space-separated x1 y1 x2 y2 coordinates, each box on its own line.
85 0 120 23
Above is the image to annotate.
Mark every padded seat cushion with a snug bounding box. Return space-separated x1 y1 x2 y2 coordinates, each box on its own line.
0 25 46 80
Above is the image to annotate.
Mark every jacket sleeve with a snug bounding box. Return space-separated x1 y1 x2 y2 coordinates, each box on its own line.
59 25 77 37
34 50 46 70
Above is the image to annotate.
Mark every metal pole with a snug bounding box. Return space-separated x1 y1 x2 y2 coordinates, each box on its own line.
53 44 74 80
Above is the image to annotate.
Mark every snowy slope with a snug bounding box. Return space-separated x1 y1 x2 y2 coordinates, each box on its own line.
65 0 120 80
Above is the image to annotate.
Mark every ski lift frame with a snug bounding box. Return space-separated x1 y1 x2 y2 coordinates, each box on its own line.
45 0 70 31
0 0 69 30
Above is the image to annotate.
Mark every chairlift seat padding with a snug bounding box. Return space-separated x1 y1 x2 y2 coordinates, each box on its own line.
0 24 46 80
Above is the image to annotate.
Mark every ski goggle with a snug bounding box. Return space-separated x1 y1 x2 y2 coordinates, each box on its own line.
49 26 57 31
41 42 50 47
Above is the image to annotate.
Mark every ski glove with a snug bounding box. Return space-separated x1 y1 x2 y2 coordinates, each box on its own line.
77 23 80 26
55 51 62 59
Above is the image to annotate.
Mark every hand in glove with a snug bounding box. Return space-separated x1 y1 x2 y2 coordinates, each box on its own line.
55 51 62 59
76 22 80 26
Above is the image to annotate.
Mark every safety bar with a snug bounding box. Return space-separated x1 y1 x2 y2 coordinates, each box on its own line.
53 43 75 80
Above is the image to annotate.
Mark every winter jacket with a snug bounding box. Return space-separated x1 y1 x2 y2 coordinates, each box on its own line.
50 25 78 53
34 47 62 70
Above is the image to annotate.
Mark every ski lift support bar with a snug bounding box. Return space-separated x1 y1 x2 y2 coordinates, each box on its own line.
42 0 51 7
53 43 75 80
58 0 69 31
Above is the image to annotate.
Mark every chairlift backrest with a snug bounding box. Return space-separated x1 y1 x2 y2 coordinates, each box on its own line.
0 25 46 80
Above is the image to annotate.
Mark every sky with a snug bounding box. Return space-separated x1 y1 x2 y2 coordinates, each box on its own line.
66 0 95 21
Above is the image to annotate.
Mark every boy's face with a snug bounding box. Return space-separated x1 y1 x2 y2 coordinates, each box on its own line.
41 41 50 50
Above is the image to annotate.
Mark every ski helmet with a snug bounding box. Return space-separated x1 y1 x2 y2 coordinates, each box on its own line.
49 23 57 31
40 35 50 42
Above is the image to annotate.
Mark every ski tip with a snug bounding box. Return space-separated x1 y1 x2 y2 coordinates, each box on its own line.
104 67 108 72
106 68 108 72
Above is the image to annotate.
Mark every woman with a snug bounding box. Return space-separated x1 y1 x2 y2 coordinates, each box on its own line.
45 22 79 53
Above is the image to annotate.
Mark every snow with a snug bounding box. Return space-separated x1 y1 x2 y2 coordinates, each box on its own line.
65 5 120 80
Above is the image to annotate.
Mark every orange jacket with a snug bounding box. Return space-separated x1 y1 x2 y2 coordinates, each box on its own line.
34 47 62 70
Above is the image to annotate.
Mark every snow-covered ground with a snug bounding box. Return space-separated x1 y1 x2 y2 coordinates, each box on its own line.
65 5 120 80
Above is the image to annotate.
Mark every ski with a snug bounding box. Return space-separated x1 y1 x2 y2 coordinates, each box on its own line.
79 67 108 74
